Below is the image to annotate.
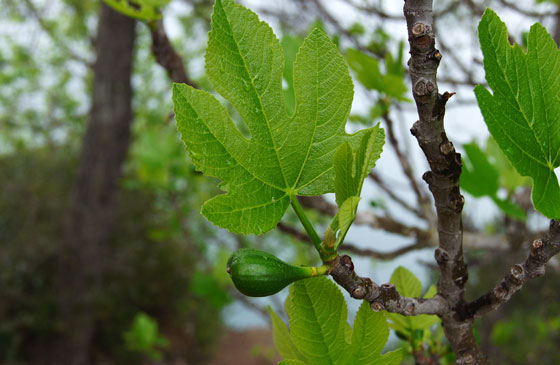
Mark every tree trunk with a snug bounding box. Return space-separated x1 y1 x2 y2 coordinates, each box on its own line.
41 4 136 364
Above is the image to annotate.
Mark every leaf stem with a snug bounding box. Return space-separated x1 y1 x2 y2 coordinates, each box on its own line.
290 195 323 256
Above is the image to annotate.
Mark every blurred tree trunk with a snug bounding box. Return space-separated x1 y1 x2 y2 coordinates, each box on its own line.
40 4 136 364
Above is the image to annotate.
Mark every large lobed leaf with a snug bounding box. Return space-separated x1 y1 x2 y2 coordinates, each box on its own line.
173 0 372 234
475 9 560 218
270 277 401 365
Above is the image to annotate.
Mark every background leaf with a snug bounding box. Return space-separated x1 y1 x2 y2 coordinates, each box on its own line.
475 9 560 218
387 267 439 336
461 141 526 220
103 0 169 21
461 142 500 197
346 48 409 101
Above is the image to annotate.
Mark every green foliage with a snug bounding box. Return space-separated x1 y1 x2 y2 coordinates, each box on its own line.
324 126 384 249
475 9 560 218
387 267 439 339
173 0 376 234
103 0 169 21
270 277 401 364
0 146 224 362
190 271 232 309
123 312 169 361
485 137 531 193
346 47 409 102
461 142 526 220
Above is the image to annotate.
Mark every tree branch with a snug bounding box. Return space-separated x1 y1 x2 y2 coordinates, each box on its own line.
149 19 197 87
277 221 431 260
465 220 560 320
404 1 483 363
328 255 447 316
368 172 425 218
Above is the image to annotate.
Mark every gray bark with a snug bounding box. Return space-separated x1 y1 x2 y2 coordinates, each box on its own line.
41 4 136 364
403 1 483 363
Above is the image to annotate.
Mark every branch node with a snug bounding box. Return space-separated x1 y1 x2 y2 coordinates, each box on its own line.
450 193 465 213
442 91 456 101
404 301 415 315
380 283 400 302
368 282 381 300
413 78 428 96
370 301 384 312
411 22 427 37
439 140 455 156
461 353 475 364
352 286 367 299
510 264 524 281
435 247 450 263
341 255 354 271
492 286 506 299
422 171 433 184
532 239 543 252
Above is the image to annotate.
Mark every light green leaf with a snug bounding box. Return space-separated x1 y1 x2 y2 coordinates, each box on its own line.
387 267 439 335
279 360 306 365
347 301 402 365
423 284 437 299
287 277 348 364
103 0 168 21
269 307 306 362
390 266 421 298
492 196 526 220
344 322 353 344
334 142 355 206
173 0 367 234
346 48 409 101
272 277 396 364
475 9 560 218
337 196 361 239
486 136 531 192
371 350 404 365
329 125 384 248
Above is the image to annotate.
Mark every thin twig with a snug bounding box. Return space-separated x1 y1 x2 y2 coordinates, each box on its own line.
465 220 560 320
368 172 425 218
149 19 197 87
382 113 434 224
277 221 431 260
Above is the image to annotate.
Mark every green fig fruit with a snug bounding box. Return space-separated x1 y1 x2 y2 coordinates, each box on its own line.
227 248 327 297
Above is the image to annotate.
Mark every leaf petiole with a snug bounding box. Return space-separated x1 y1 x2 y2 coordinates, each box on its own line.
289 195 324 257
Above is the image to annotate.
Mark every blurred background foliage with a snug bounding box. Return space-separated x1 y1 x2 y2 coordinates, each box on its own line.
1 0 560 364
